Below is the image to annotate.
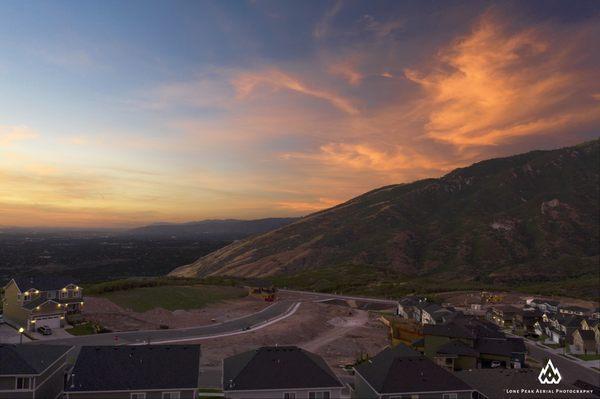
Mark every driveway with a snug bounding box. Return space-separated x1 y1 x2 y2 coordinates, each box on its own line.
30 325 73 340
0 323 31 344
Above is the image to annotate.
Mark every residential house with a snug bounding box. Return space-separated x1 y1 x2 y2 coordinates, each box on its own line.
422 315 526 370
592 307 600 320
0 344 73 399
552 314 583 344
488 305 519 328
2 277 83 332
353 344 476 399
223 346 344 399
529 299 560 314
559 305 588 317
573 329 597 354
513 308 542 332
456 369 588 399
397 296 424 319
65 345 201 399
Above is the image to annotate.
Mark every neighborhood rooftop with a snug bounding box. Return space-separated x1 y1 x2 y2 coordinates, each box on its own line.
223 346 343 391
355 344 473 394
12 276 78 291
0 344 72 375
66 345 201 392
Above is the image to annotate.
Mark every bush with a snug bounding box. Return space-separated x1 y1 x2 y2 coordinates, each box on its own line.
159 324 169 329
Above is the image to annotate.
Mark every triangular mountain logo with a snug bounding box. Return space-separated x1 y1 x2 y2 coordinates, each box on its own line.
538 359 562 384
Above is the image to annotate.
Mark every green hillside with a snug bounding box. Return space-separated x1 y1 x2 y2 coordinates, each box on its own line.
171 140 600 299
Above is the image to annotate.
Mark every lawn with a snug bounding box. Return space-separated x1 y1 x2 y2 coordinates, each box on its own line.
66 322 98 336
573 354 600 361
99 285 247 312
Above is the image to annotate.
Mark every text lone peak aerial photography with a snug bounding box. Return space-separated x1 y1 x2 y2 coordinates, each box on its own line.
0 1 599 398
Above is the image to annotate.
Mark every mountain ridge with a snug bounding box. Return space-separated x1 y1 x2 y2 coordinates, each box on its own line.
170 139 599 297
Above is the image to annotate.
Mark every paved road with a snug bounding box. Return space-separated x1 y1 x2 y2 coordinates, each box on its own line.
279 289 398 306
525 341 600 386
30 300 297 346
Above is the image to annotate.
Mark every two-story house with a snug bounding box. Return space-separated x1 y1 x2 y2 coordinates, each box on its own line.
0 344 73 399
353 344 476 399
2 277 84 332
65 345 201 399
223 346 344 399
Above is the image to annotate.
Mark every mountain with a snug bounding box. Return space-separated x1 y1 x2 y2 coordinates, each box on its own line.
127 218 298 239
170 140 599 298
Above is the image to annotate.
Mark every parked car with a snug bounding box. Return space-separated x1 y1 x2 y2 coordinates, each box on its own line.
37 325 53 335
490 361 501 368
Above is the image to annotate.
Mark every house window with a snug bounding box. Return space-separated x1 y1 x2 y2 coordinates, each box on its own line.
162 392 180 399
47 291 55 299
15 377 33 390
442 394 458 399
283 393 296 399
308 392 330 399
60 291 67 299
130 394 146 399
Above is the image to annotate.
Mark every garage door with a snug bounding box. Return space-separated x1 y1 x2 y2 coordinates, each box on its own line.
34 315 61 329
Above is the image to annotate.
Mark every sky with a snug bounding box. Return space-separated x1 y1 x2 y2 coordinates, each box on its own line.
0 0 599 228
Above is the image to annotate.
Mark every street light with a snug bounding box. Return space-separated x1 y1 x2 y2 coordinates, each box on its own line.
18 327 24 344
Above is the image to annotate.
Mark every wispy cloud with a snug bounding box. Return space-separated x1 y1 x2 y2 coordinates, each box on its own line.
405 13 600 148
0 125 38 146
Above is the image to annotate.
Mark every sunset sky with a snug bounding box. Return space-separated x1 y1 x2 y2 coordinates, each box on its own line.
1 0 599 228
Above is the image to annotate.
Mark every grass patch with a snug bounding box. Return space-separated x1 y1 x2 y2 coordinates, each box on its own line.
545 343 564 349
573 354 600 361
66 322 104 336
99 285 247 312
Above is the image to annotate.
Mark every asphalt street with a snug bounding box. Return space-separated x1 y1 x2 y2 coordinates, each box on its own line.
525 341 600 386
30 299 296 346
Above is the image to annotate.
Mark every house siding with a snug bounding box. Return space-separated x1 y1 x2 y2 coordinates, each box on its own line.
225 388 343 399
2 281 29 327
65 389 196 399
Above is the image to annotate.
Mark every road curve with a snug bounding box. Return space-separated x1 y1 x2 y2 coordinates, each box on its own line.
30 300 297 346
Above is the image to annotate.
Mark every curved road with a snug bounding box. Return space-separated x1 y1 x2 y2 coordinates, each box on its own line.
31 300 298 346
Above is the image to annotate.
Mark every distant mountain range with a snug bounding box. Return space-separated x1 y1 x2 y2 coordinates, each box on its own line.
127 218 298 239
170 139 600 299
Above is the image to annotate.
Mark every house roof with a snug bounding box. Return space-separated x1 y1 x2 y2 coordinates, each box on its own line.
21 297 60 311
424 316 504 340
423 322 476 339
0 345 71 375
576 329 596 341
66 346 201 392
475 337 525 357
355 345 473 395
436 340 479 357
456 369 582 399
223 346 342 391
12 276 77 292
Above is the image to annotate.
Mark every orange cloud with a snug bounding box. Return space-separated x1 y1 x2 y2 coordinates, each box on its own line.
405 13 600 148
232 68 359 115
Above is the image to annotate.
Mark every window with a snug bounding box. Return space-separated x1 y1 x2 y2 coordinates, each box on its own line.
162 393 180 399
47 291 55 299
308 392 330 399
442 394 458 399
60 291 67 299
130 394 146 399
15 377 33 390
283 393 296 399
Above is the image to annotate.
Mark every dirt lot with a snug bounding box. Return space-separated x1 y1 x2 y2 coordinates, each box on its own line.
83 295 272 331
192 301 389 369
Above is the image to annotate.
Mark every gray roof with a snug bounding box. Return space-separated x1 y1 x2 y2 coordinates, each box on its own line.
22 297 56 310
355 345 473 394
436 340 479 357
0 345 72 375
475 337 526 357
66 345 201 392
223 346 343 391
456 369 588 399
13 276 77 292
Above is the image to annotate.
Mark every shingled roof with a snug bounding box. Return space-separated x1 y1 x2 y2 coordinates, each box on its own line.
12 276 77 292
355 345 473 395
436 340 479 357
223 346 343 391
0 345 72 375
66 346 201 392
